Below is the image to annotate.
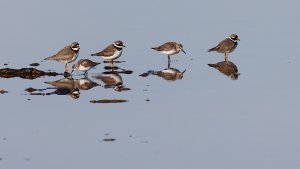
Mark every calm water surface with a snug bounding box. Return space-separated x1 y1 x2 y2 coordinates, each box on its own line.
1 0 300 169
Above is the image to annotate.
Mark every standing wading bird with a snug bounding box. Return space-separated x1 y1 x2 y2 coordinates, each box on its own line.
44 42 80 72
71 59 100 75
151 42 186 67
91 40 125 67
208 34 240 62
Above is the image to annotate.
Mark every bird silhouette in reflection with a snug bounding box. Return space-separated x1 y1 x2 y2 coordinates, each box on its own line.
208 61 240 80
74 77 100 90
157 67 186 81
26 77 99 99
45 77 81 99
140 67 186 81
93 69 131 92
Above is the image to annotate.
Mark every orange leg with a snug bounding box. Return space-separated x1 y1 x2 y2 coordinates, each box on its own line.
224 53 228 62
64 63 68 72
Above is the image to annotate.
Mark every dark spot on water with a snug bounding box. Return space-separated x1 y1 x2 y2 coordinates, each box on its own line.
0 157 2 161
3 138 7 141
143 89 148 91
104 66 118 70
145 99 150 101
4 63 8 66
0 90 8 94
27 99 31 101
0 68 61 79
139 72 149 77
103 138 116 142
90 99 128 103
29 63 40 67
123 70 133 74
25 87 37 93
24 158 31 161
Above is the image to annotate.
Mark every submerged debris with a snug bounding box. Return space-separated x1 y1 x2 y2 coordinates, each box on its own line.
90 99 128 103
0 68 61 79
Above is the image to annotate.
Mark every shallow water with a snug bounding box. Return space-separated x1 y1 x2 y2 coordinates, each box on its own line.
1 0 300 169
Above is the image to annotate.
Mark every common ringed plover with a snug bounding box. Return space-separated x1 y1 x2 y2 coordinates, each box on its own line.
44 42 80 72
208 34 240 61
91 40 125 63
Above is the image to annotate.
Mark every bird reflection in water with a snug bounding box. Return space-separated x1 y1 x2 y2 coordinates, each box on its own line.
93 66 132 92
27 77 99 99
208 61 240 80
140 65 186 81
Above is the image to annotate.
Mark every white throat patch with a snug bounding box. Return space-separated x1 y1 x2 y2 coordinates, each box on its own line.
113 43 123 48
72 47 80 51
228 37 238 42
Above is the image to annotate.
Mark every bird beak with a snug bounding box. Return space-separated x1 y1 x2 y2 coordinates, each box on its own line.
71 70 74 74
181 49 186 54
237 38 240 41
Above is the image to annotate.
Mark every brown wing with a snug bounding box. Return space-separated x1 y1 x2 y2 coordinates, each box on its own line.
93 44 116 57
45 78 76 89
211 39 236 53
208 61 238 76
152 42 175 51
46 45 75 60
80 59 99 67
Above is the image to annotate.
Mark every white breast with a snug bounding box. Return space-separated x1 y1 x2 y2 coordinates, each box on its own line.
160 49 179 55
103 50 122 61
78 64 91 71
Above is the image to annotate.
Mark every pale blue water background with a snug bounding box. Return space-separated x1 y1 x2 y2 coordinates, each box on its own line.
0 0 300 169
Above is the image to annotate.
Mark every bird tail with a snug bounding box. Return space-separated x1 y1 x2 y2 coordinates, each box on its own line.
44 56 52 60
93 62 101 66
208 63 217 68
207 47 216 52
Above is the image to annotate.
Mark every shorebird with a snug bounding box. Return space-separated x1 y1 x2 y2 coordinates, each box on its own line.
152 42 186 67
44 42 80 72
91 40 125 66
208 34 240 61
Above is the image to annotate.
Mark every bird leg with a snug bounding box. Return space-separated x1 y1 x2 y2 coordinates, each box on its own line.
110 61 113 68
64 63 68 72
168 55 171 68
224 53 228 62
